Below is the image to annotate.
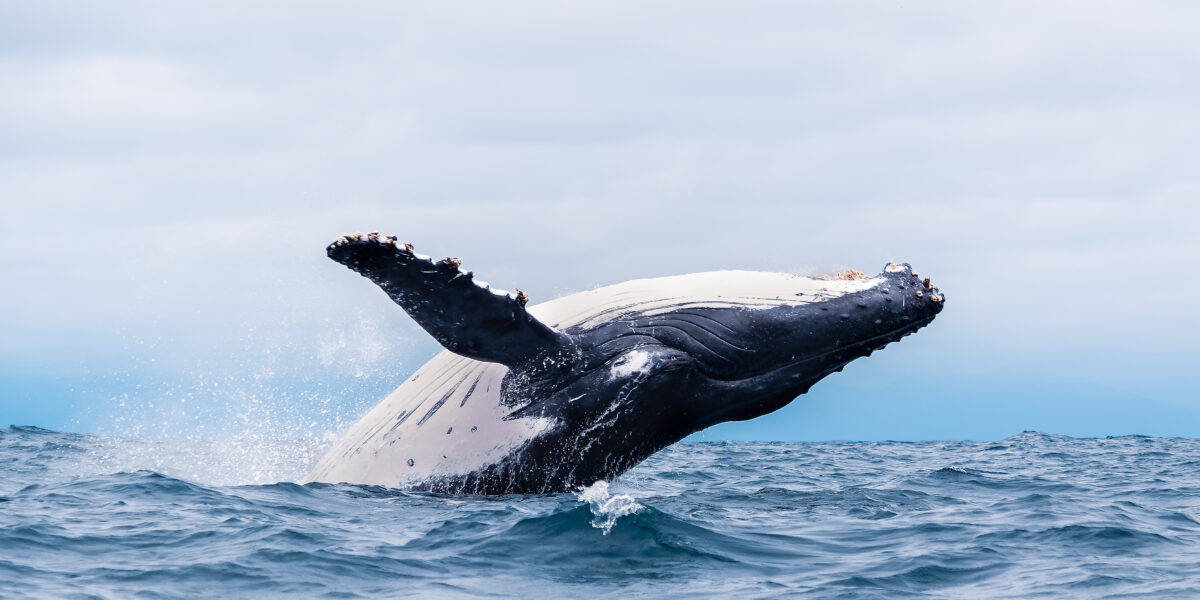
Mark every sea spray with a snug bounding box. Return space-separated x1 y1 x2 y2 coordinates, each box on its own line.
66 311 408 486
576 480 643 534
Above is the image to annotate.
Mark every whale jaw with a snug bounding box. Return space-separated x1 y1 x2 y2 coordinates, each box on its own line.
686 262 944 426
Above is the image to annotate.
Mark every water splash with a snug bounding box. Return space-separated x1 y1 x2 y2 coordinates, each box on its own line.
576 480 643 534
66 310 411 486
316 310 399 377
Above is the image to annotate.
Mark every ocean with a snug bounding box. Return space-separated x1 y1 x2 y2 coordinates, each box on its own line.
3 426 1198 599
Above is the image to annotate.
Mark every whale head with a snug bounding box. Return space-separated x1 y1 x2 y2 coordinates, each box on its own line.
698 262 945 424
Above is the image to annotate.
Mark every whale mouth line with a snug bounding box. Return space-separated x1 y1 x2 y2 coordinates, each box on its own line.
830 315 938 358
717 314 938 384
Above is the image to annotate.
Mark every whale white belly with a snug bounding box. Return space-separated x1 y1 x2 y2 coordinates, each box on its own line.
304 353 551 487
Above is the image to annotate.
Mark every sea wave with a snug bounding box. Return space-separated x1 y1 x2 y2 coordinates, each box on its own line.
3 426 1200 598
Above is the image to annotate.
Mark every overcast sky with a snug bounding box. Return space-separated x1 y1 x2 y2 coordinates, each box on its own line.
3 1 1198 441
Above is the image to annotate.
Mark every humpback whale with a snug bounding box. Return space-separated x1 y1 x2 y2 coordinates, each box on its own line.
305 233 944 494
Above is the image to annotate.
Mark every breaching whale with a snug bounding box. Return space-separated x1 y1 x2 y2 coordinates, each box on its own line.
305 232 945 494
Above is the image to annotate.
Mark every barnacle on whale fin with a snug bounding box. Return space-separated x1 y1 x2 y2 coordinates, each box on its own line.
515 289 530 306
440 257 462 268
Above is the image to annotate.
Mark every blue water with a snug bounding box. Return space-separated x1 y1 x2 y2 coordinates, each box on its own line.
3 426 1199 598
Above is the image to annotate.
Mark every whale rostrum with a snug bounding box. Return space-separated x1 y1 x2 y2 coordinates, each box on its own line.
305 232 945 494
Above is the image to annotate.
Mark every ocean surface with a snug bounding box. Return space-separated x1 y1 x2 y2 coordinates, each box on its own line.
3 427 1199 599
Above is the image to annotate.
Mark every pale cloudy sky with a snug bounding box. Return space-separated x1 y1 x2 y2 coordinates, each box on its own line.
2 1 1198 440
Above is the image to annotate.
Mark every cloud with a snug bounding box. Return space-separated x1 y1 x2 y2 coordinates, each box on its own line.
2 0 1197 435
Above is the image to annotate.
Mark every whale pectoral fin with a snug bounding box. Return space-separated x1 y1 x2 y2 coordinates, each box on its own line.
327 233 570 367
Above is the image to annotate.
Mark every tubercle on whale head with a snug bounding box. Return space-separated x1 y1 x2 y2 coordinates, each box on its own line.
882 262 945 305
807 260 944 364
820 262 945 353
